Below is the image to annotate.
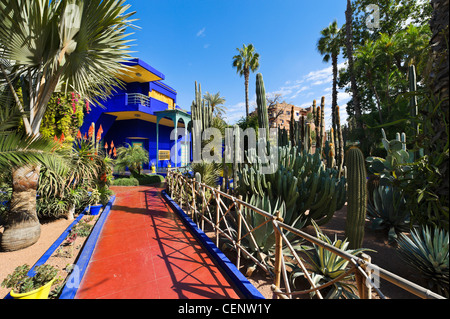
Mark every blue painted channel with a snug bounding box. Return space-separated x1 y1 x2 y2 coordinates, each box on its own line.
3 207 88 299
59 196 116 299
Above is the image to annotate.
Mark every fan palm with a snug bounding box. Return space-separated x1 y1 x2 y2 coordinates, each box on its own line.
115 143 149 177
0 105 66 251
0 0 136 251
203 92 227 117
317 20 342 137
232 44 260 118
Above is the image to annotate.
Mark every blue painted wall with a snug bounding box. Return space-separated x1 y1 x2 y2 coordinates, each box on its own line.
80 59 190 171
103 119 187 169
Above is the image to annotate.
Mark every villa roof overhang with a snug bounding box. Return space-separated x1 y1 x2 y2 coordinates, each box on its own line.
154 109 192 126
117 58 166 83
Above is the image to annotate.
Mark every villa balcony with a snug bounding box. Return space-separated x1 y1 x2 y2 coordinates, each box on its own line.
102 92 174 116
127 93 151 107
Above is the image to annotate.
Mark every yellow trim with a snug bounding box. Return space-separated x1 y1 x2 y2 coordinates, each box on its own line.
149 90 175 109
106 111 185 127
117 65 163 83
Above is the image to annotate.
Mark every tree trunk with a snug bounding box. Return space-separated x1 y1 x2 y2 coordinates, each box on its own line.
0 165 41 252
67 204 75 221
244 69 250 118
345 0 363 129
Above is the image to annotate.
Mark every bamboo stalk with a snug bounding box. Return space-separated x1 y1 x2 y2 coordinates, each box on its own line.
237 195 243 270
273 211 283 298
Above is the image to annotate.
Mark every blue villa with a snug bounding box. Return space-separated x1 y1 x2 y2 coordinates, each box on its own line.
80 58 192 171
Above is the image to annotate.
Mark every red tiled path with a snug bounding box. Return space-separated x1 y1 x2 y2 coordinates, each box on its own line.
75 185 242 299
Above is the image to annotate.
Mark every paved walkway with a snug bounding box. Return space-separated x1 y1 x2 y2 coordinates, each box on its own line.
75 185 242 299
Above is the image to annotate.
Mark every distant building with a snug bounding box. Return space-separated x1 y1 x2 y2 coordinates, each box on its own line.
251 102 313 133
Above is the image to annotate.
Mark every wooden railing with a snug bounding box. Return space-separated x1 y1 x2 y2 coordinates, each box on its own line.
166 170 446 300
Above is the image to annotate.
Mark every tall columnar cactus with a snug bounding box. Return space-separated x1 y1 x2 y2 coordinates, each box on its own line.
345 147 368 249
191 81 213 149
320 96 325 149
256 73 270 140
289 105 296 146
335 105 344 176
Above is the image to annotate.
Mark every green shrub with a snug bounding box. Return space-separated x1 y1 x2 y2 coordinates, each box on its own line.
112 177 139 186
136 174 165 185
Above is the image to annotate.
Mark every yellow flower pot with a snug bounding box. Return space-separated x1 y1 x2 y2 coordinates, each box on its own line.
151 166 156 173
10 278 55 299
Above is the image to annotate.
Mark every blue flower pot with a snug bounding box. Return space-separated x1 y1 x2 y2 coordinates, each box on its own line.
89 204 103 216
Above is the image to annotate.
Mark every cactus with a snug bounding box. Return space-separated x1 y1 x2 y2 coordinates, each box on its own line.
335 105 344 177
345 147 368 249
320 96 325 150
236 144 346 227
191 81 213 149
256 73 270 140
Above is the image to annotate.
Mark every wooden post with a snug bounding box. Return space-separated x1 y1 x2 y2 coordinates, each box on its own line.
236 195 243 270
192 178 196 220
201 184 205 231
215 186 220 247
355 253 372 299
273 211 283 298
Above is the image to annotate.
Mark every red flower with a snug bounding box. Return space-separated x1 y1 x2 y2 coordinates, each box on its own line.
77 130 82 139
105 142 109 149
88 124 94 138
113 147 117 157
60 133 65 143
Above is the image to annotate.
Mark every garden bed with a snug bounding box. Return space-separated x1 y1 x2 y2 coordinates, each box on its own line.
0 210 102 299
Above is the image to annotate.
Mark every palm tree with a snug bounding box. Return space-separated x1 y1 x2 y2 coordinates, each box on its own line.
204 91 227 117
232 44 260 118
0 104 66 251
317 20 342 138
345 0 363 130
115 143 149 177
0 0 135 251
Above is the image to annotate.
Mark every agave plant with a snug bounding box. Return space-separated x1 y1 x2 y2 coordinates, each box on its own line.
288 222 373 299
397 226 449 297
367 185 410 244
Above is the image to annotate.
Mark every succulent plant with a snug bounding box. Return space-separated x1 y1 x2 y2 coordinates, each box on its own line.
345 147 368 250
367 185 410 244
236 144 346 228
397 226 449 297
288 221 373 299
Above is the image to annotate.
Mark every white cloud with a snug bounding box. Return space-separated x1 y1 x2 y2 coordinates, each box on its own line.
203 44 210 49
223 102 246 124
196 27 206 37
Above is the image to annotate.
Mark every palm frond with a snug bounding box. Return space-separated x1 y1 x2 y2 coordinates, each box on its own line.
0 132 63 169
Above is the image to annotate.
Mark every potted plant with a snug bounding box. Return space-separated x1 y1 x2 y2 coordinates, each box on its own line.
1 264 58 299
88 188 103 216
151 161 156 174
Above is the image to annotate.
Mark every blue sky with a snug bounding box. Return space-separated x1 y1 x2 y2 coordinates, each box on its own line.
125 0 351 127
